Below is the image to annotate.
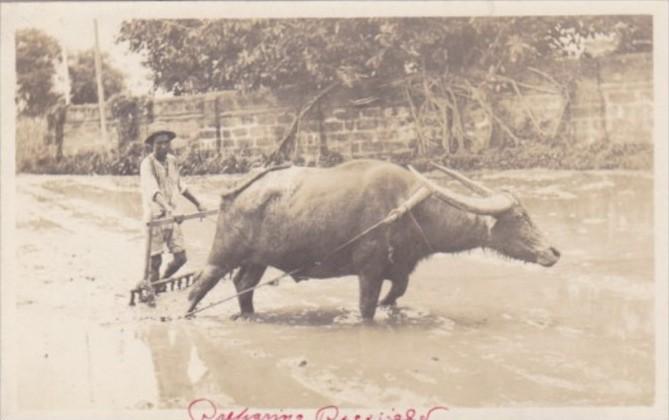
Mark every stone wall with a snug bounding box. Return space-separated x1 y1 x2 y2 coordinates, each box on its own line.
567 53 653 145
60 52 653 161
488 52 652 148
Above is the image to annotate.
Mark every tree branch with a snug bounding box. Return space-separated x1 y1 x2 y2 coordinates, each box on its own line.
507 79 561 95
527 66 563 89
550 91 571 141
505 77 547 141
465 80 523 145
404 84 428 156
266 82 338 165
444 84 467 152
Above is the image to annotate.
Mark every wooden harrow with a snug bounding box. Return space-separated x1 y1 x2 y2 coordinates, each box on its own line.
129 271 199 306
129 209 216 307
129 164 292 308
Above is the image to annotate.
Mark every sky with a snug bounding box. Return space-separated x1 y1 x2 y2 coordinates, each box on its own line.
12 8 154 96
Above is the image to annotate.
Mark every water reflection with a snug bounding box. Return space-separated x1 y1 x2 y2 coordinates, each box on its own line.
137 319 339 408
17 170 656 408
133 170 655 407
139 324 196 408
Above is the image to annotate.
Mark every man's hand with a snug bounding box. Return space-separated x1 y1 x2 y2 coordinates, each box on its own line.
183 189 205 213
154 192 172 218
161 205 173 218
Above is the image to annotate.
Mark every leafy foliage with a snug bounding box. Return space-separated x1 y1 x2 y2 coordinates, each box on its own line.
117 16 651 96
427 142 652 171
68 49 127 104
17 139 652 175
16 29 63 116
109 95 153 146
179 148 262 175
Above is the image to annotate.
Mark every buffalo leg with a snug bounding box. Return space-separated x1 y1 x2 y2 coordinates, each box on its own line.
187 264 228 313
232 264 267 317
358 273 384 321
379 276 409 306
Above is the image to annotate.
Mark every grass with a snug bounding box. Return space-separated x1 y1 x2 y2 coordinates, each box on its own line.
16 118 52 173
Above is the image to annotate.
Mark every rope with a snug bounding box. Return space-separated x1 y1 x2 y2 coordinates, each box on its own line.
408 209 434 253
185 267 303 318
183 186 434 318
184 213 397 318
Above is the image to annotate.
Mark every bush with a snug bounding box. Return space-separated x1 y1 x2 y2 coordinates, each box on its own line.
110 142 145 175
554 142 652 170
16 118 49 172
430 142 652 171
16 120 652 175
178 147 266 175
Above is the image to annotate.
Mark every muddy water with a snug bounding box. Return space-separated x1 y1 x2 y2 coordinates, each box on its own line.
15 170 654 410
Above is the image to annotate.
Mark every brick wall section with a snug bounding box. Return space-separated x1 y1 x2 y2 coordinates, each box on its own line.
491 53 652 146
599 53 653 144
61 52 653 160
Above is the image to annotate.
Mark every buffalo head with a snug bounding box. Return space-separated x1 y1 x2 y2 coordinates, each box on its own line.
409 163 560 267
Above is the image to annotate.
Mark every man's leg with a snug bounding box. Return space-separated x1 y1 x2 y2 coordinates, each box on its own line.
163 251 187 279
139 254 162 303
140 227 164 303
150 254 162 283
163 224 187 279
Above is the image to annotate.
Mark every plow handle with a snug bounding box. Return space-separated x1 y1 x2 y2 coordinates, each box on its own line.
147 209 219 228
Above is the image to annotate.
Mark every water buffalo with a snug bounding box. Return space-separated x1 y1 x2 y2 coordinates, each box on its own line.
187 159 560 320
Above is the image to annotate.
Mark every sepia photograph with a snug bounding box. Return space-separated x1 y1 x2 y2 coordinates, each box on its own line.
1 2 667 420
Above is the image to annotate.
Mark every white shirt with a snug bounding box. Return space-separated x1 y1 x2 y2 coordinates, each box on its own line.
140 154 188 222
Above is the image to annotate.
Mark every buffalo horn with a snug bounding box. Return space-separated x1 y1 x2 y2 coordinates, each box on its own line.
408 166 515 215
430 162 494 196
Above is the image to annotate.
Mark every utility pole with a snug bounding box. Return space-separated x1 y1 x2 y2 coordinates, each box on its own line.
93 19 108 147
60 44 70 105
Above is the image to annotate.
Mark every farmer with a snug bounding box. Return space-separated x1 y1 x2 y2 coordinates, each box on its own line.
140 122 205 295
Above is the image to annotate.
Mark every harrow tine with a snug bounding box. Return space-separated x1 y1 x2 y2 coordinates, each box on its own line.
129 272 198 305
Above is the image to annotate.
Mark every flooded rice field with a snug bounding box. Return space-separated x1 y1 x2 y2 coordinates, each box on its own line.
14 169 655 410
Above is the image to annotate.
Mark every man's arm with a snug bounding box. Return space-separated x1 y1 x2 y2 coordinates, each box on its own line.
182 189 205 212
154 192 172 214
140 158 171 215
172 156 205 212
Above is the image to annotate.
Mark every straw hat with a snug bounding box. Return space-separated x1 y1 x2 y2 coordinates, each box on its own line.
144 121 176 145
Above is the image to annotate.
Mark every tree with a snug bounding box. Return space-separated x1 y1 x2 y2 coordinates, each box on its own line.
117 16 651 96
117 16 652 158
16 28 62 117
68 49 127 104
